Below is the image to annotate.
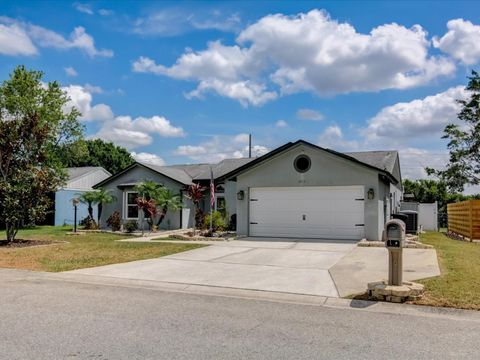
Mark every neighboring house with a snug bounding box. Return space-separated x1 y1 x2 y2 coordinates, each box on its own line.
54 167 111 226
94 140 402 241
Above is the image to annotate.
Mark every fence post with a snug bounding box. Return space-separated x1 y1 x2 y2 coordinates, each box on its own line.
469 200 474 242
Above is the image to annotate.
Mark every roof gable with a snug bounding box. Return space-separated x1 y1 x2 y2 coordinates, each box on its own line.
222 140 400 184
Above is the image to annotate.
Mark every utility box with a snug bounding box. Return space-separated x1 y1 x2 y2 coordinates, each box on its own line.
384 219 406 286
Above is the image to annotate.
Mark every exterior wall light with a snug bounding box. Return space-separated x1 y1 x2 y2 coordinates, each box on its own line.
237 190 245 200
367 188 375 200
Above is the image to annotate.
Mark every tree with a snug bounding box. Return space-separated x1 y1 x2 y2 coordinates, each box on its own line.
185 183 206 234
135 197 157 235
134 181 163 232
0 66 82 243
94 189 116 226
154 188 183 226
78 191 98 221
427 70 480 192
55 139 134 174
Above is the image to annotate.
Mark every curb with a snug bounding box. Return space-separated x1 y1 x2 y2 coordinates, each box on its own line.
2 268 479 322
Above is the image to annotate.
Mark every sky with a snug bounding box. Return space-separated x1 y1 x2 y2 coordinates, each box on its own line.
1 0 480 191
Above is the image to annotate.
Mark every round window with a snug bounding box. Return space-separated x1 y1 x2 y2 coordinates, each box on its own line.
294 155 311 173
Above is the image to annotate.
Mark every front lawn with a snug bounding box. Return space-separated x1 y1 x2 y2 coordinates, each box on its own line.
414 232 480 310
0 226 204 272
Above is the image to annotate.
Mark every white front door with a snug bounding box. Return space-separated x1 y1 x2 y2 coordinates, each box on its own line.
249 186 365 239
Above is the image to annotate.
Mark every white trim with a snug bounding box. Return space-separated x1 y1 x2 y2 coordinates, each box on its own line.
124 191 139 220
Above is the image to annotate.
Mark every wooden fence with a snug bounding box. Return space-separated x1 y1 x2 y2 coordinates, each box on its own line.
447 200 480 241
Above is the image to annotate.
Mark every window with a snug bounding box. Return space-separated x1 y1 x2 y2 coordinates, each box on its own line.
216 197 226 212
125 192 139 219
294 155 311 173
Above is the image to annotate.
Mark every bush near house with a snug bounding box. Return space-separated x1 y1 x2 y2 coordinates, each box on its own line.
106 211 121 231
203 211 228 232
124 221 138 233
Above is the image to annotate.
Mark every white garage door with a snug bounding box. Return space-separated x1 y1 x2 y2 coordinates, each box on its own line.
249 186 365 239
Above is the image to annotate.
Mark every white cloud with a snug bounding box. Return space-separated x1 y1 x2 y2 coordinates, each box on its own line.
0 17 113 58
175 145 207 156
398 148 448 180
364 86 467 146
131 152 166 166
95 115 185 150
433 19 480 65
74 3 94 15
133 9 455 106
64 66 78 77
63 85 114 121
132 8 241 36
83 83 103 94
318 125 359 151
296 108 324 121
0 22 37 56
275 120 288 128
99 9 113 16
63 84 184 149
174 134 268 162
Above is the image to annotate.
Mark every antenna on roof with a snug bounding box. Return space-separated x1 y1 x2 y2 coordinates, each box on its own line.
248 134 252 158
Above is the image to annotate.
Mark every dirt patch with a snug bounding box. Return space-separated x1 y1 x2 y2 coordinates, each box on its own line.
0 239 58 249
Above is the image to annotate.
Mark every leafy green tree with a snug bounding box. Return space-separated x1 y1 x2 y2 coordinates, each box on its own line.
427 70 480 192
154 188 182 226
0 66 82 243
403 178 480 213
57 139 134 174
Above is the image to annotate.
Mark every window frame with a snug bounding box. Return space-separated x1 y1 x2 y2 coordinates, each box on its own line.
124 191 139 220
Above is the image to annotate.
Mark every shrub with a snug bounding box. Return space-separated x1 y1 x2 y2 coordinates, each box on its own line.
106 211 121 231
80 216 98 230
203 211 228 232
124 220 138 233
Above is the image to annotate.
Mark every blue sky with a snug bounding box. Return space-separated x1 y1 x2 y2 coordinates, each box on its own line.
1 0 480 184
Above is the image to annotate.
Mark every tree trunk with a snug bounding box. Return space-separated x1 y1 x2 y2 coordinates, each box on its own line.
5 222 18 243
88 202 94 219
98 203 103 227
156 207 168 226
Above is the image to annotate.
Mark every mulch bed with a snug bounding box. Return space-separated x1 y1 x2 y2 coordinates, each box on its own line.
0 239 56 248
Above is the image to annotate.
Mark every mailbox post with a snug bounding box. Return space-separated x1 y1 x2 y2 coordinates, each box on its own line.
368 219 424 302
384 219 406 286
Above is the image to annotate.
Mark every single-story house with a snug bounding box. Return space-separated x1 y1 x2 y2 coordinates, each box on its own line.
94 140 402 241
54 167 111 226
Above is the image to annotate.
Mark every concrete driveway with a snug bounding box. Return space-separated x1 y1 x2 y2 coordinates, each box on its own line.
68 238 440 298
69 238 357 297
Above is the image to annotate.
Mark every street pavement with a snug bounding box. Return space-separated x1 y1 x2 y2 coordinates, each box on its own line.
1 269 479 360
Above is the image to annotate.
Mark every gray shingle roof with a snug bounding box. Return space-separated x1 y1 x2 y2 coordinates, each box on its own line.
66 167 107 182
344 151 398 174
193 158 255 180
139 163 194 185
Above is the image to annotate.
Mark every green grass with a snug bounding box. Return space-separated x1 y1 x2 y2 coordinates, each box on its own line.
415 232 480 310
0 226 204 272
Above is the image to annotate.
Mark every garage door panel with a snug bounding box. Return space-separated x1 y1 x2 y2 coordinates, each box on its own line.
249 186 365 240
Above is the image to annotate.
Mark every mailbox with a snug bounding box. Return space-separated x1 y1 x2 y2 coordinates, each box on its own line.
384 219 406 286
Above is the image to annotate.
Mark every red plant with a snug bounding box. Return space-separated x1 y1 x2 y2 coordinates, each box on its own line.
136 197 158 231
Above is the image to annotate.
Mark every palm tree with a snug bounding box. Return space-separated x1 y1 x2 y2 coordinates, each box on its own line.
154 188 183 227
134 181 163 232
78 191 98 221
185 183 206 234
134 180 163 200
95 189 116 226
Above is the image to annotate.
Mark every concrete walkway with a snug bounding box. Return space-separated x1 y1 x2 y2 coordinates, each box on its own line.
68 238 441 298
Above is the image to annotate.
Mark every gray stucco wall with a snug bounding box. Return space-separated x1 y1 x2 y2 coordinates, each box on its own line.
98 165 194 230
234 143 391 241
